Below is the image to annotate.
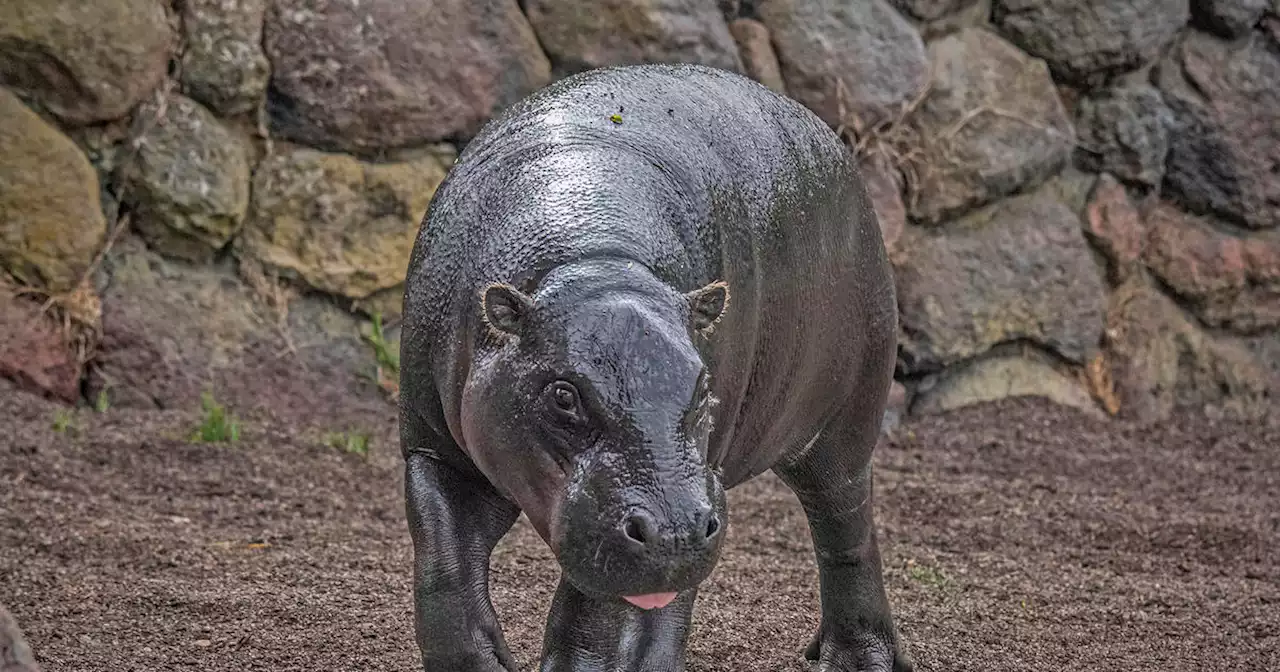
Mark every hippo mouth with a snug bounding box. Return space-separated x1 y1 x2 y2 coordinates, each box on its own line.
622 592 679 610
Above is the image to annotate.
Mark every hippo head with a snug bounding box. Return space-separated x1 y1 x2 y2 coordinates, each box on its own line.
459 260 730 609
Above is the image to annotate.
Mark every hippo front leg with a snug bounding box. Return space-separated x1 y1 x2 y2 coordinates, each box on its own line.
539 580 698 672
405 451 521 671
773 416 912 672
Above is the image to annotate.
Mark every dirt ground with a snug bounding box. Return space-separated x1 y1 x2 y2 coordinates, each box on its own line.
2 378 1277 672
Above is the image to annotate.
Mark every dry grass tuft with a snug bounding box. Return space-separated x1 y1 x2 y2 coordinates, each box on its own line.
1084 352 1122 417
833 71 936 217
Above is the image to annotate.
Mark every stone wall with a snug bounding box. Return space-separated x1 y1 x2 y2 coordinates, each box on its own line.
1 0 1277 424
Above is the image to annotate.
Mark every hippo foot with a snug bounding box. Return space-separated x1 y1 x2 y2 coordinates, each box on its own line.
404 452 523 672
422 647 518 672
538 578 696 672
803 621 912 672
415 594 521 672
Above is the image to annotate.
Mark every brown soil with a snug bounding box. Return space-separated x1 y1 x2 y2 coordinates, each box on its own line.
2 379 1277 672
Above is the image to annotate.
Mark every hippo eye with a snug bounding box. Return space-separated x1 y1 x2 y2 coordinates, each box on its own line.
545 381 583 423
554 386 576 410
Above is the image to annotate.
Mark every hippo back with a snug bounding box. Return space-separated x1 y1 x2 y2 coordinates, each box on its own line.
402 64 897 486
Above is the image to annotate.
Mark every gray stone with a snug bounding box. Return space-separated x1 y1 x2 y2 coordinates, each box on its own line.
1191 0 1270 37
1158 29 1280 230
0 0 173 125
904 28 1075 225
87 235 386 414
1075 82 1174 188
759 0 930 130
265 0 550 153
912 354 1102 417
993 0 1189 83
895 178 1108 374
180 0 270 117
524 0 742 76
0 605 41 672
889 0 979 21
1241 333 1280 392
124 95 251 263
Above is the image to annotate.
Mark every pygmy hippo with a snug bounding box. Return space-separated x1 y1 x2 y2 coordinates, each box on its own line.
399 63 908 671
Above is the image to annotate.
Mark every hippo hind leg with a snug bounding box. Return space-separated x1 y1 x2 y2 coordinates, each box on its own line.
539 579 698 672
772 408 912 672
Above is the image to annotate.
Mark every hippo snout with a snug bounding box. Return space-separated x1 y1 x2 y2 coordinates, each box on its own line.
619 505 722 552
556 475 727 603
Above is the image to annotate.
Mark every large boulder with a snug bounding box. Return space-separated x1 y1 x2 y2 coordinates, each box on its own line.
0 605 40 672
123 95 251 263
1191 0 1271 38
1103 275 1274 423
180 0 270 117
759 0 930 130
524 0 742 76
1142 204 1280 333
0 89 107 292
1158 29 1280 230
1075 81 1174 189
264 0 550 153
992 0 1189 83
904 28 1075 225
895 178 1108 374
728 18 787 95
912 353 1102 417
238 146 453 300
0 0 173 125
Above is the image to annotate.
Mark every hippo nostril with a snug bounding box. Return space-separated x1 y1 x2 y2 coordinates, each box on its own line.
623 513 651 545
704 514 721 540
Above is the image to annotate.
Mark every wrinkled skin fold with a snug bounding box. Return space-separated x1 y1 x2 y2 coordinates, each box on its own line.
400 63 908 671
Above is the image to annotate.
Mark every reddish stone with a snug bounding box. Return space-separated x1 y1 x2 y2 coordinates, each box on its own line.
1104 276 1273 424
1084 174 1147 283
1143 204 1280 332
881 380 909 434
728 19 787 95
0 291 82 404
860 153 906 259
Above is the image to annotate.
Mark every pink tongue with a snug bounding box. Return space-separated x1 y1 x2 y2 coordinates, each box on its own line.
622 592 679 610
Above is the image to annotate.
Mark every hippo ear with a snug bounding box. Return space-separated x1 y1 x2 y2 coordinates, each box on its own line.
685 280 730 333
482 283 534 337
